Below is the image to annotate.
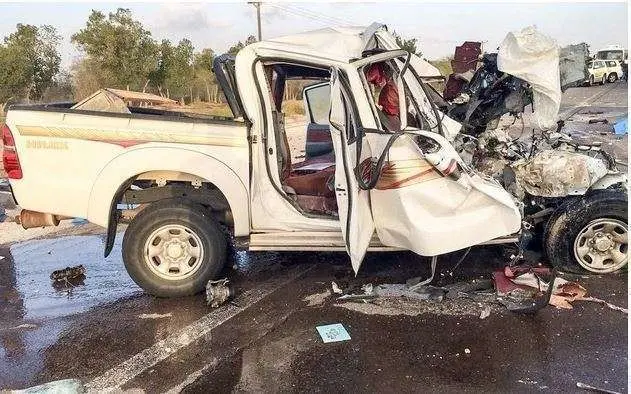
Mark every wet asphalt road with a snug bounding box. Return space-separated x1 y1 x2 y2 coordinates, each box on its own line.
0 82 628 392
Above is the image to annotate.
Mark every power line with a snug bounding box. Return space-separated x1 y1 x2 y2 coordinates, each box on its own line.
267 4 347 28
282 4 355 26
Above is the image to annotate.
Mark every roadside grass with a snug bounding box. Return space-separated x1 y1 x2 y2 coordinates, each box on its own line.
282 100 305 116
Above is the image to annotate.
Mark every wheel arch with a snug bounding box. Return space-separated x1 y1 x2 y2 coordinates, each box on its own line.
88 147 249 256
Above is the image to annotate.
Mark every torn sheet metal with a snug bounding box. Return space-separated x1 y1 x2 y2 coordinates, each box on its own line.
559 43 590 89
371 131 521 257
206 278 234 308
444 42 482 100
497 26 561 130
512 150 608 197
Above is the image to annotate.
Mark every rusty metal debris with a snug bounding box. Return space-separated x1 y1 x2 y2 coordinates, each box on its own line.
50 265 86 290
50 265 86 282
206 278 234 308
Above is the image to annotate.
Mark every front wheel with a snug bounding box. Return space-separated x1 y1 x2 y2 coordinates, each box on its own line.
545 190 628 274
122 200 227 297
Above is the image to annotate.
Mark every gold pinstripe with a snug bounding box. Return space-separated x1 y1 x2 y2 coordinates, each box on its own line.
15 125 247 147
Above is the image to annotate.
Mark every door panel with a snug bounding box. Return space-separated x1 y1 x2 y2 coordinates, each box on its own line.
370 130 522 256
329 70 375 273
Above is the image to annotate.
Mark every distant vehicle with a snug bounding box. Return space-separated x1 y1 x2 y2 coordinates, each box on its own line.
587 60 608 85
595 45 628 64
604 60 624 82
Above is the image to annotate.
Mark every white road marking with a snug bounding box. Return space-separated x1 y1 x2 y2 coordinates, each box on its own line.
137 312 172 319
85 265 314 392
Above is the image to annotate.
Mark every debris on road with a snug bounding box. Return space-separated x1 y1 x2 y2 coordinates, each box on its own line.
9 379 84 393
316 323 351 343
50 265 86 289
331 281 343 294
493 266 627 313
613 116 628 135
576 381 621 394
303 289 331 307
479 306 491 319
206 278 234 308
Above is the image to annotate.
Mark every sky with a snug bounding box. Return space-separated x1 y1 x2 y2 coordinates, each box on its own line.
0 1 627 70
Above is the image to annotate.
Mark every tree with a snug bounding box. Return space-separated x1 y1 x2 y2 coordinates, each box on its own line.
192 48 218 102
71 8 158 91
165 39 195 103
393 31 420 56
227 35 257 56
0 24 61 103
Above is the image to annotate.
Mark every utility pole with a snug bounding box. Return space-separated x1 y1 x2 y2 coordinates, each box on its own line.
248 1 262 41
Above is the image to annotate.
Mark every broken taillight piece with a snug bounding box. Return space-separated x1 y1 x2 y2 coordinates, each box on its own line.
2 124 23 179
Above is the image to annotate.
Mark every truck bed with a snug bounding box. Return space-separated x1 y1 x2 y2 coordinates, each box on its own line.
4 103 249 226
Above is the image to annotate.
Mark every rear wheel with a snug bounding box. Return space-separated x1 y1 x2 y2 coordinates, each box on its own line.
545 190 628 274
122 199 226 297
589 75 594 86
608 73 618 83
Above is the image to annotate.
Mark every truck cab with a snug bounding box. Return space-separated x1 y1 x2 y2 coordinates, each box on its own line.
1 24 535 297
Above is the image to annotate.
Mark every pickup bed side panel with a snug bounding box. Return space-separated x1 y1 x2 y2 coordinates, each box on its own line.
6 109 249 236
88 147 249 235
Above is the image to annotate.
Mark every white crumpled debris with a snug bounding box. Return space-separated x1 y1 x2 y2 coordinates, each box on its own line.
497 26 561 131
512 150 608 197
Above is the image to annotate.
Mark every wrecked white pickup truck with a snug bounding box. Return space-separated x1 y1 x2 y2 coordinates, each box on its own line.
3 24 627 297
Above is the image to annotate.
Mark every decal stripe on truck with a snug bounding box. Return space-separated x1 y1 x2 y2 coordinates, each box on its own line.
15 125 247 147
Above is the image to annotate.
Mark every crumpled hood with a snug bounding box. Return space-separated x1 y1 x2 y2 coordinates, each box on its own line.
512 150 608 198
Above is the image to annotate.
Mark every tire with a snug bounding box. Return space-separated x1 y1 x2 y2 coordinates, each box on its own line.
589 75 594 86
545 190 628 274
122 199 227 297
608 73 618 83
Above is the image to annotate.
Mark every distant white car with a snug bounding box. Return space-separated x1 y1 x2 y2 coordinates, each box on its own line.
587 60 608 85
604 60 623 82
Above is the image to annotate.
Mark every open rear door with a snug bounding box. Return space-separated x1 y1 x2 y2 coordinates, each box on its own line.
329 70 375 273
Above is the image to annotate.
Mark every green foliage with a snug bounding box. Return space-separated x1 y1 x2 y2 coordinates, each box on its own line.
429 56 454 76
393 31 420 56
71 8 158 90
0 24 61 103
227 35 257 56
